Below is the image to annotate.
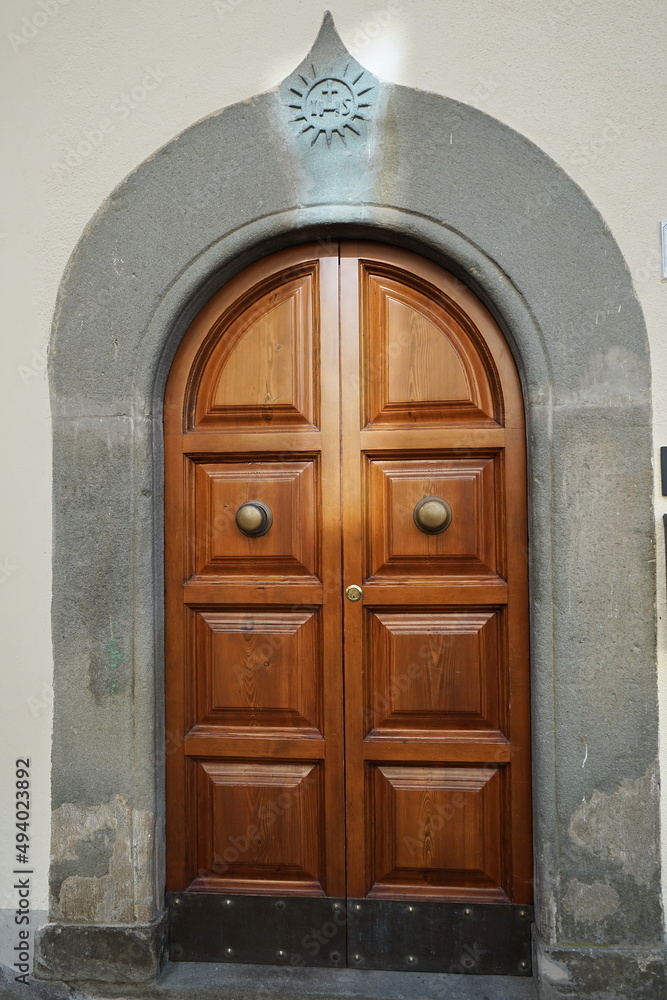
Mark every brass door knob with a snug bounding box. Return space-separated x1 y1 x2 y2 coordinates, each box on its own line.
235 501 273 537
413 496 452 534
345 584 363 602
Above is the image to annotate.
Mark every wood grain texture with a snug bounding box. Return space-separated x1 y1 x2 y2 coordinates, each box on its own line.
166 247 345 896
195 270 319 428
165 241 532 908
193 609 322 732
365 454 499 581
366 610 502 734
340 243 531 904
193 760 325 895
370 764 506 901
190 458 319 580
361 266 500 426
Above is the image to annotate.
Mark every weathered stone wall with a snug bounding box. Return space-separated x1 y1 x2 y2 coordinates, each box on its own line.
34 16 665 999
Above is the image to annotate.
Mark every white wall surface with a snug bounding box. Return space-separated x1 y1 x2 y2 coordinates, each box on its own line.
0 0 665 970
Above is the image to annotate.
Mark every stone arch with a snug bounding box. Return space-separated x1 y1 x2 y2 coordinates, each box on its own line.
37 14 663 998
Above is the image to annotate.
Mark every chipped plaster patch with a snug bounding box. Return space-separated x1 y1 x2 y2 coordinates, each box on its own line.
569 763 660 887
562 878 620 922
59 874 112 923
635 951 664 973
51 795 154 923
52 799 118 863
538 953 571 983
536 841 561 943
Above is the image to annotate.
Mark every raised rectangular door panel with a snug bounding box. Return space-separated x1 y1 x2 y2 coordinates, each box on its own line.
365 455 501 582
365 610 504 736
192 609 322 733
189 458 319 580
369 764 506 901
192 760 325 895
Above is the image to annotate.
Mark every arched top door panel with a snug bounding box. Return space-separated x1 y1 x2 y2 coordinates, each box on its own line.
195 263 319 430
165 244 518 437
358 259 503 427
165 251 325 435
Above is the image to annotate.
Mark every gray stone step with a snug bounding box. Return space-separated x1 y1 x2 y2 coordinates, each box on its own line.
2 962 537 1000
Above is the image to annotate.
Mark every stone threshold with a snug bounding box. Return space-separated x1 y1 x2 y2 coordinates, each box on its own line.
2 962 537 1000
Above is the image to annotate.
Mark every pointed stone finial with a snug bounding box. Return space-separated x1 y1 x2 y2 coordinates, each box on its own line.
309 11 349 64
281 12 376 149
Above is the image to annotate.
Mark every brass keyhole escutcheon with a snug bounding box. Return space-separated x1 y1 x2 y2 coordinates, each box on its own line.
345 584 363 603
413 496 452 534
235 501 273 537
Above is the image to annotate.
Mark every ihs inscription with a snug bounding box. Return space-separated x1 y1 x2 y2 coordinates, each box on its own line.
289 63 373 147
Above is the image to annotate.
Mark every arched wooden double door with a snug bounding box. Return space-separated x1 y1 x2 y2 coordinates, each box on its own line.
165 243 533 975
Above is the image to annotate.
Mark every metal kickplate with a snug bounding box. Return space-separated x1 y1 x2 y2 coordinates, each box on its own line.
346 899 533 975
167 893 533 974
167 892 347 967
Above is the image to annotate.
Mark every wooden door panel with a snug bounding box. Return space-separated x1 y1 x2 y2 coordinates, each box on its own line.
341 242 531 905
193 760 325 895
190 458 319 580
195 269 319 429
166 242 532 924
361 267 499 426
166 248 345 898
192 456 319 580
193 609 322 733
365 455 500 581
369 764 506 901
365 610 503 736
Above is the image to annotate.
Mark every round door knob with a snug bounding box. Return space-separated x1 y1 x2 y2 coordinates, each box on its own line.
413 496 452 534
235 501 273 537
345 584 363 602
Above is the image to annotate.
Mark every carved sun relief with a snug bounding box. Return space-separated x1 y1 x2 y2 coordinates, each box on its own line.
288 64 373 147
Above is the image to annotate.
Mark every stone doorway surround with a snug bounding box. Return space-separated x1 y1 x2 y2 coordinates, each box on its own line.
34 13 665 1000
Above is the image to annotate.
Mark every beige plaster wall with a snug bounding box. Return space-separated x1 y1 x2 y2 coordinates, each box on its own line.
0 0 665 963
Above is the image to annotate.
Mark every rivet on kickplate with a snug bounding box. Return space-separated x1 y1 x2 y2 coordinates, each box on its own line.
520 960 529 971
463 907 472 916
